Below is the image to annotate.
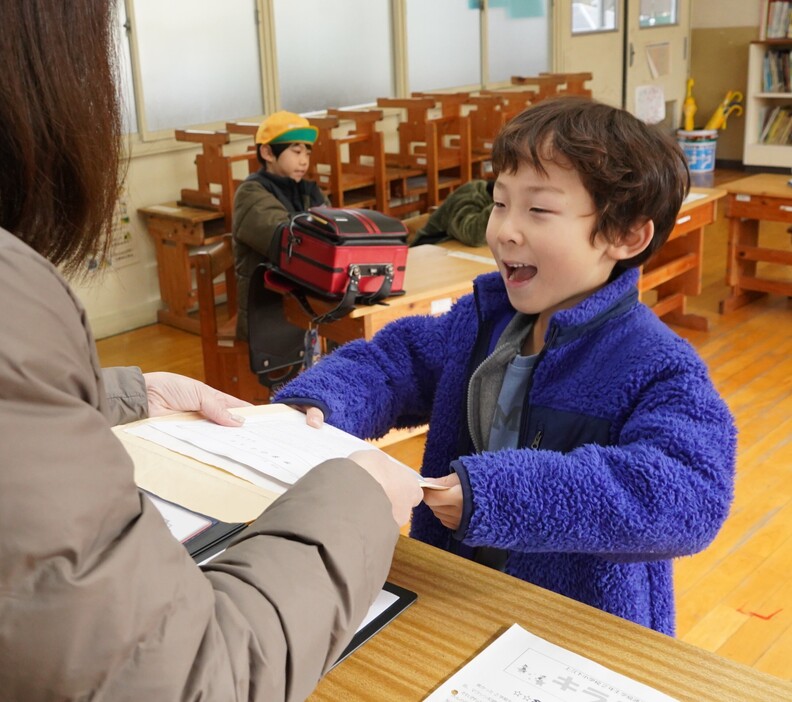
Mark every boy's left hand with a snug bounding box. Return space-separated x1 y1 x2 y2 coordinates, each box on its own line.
421 473 463 531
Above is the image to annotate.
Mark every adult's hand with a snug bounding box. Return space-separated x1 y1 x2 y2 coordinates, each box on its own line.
143 372 250 426
347 450 423 527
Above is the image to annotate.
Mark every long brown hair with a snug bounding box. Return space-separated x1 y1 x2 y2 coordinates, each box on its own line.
0 0 122 277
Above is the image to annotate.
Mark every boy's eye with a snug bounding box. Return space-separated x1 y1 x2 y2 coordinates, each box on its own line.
492 201 506 208
529 207 552 214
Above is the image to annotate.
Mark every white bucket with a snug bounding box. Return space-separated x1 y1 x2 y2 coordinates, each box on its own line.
676 129 718 174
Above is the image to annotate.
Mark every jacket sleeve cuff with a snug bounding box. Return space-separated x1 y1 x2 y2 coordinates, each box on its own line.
101 366 147 426
273 396 332 422
450 458 474 541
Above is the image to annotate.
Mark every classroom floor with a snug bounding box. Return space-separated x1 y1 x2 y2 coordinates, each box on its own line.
96 167 792 683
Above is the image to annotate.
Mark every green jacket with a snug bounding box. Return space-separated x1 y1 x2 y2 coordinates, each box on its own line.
411 179 494 248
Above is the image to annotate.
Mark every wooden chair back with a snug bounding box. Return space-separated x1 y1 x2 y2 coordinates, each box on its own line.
411 91 471 118
307 115 387 211
464 94 511 178
193 235 270 404
425 115 472 207
511 72 593 99
176 128 258 231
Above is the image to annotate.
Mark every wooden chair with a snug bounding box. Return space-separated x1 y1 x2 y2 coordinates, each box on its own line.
411 91 470 118
464 94 511 178
307 115 386 211
377 96 472 209
480 89 535 121
540 72 593 98
175 128 259 231
193 235 271 404
510 72 593 99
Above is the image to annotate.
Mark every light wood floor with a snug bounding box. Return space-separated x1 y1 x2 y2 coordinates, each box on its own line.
97 172 792 682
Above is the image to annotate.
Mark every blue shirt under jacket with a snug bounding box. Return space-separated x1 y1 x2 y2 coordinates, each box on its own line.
275 267 736 635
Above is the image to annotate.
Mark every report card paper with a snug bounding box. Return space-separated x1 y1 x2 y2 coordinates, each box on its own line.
424 624 677 702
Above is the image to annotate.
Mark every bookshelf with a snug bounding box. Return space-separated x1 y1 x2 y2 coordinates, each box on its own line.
743 39 792 168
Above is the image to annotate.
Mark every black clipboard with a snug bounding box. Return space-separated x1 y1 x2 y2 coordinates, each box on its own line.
185 520 247 562
333 581 417 667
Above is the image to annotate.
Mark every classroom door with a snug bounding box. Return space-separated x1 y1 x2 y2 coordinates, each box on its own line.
624 0 691 128
553 1 625 108
554 0 690 126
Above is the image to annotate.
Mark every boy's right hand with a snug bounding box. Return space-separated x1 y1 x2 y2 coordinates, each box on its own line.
289 404 325 428
347 450 423 527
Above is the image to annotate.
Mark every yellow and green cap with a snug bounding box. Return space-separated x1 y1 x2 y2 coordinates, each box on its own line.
255 111 318 145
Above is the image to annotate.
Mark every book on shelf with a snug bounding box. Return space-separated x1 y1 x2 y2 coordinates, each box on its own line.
764 0 792 39
760 105 792 144
764 48 792 92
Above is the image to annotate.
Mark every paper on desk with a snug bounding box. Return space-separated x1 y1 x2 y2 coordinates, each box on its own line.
424 623 678 702
138 411 374 484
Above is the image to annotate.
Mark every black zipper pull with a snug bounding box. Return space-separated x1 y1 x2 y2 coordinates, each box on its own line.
530 430 543 449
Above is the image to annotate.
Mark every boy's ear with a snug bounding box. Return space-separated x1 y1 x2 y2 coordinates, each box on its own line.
607 218 654 262
259 144 275 164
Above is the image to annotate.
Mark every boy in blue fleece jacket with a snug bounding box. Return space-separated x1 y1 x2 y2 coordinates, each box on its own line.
275 97 736 636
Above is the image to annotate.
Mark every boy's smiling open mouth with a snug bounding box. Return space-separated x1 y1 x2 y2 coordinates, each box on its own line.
504 261 538 283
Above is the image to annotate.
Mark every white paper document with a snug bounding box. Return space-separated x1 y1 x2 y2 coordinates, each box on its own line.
126 406 445 491
127 410 371 485
424 624 677 702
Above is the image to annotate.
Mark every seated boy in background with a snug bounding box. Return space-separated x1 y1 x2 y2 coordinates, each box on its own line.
275 97 736 636
232 111 328 340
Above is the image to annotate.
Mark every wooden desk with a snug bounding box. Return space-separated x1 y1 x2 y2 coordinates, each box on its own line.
638 187 725 331
719 174 792 313
139 202 226 334
309 537 792 702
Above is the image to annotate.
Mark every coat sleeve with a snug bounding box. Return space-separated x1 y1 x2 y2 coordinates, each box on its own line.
233 180 289 258
274 300 471 439
101 366 147 426
0 243 399 702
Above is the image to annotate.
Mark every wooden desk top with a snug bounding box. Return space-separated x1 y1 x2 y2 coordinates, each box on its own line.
680 186 726 210
720 174 792 199
138 201 225 223
309 537 792 702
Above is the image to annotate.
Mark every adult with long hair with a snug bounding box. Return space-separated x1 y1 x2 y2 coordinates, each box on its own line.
0 2 422 700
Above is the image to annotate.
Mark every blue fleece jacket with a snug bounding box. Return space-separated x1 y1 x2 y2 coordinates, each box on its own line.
275 268 736 635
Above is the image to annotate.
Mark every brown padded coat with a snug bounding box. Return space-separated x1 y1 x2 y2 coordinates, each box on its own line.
0 228 399 701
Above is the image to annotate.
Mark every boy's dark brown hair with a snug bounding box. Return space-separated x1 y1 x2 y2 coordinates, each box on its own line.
0 0 122 278
491 96 690 268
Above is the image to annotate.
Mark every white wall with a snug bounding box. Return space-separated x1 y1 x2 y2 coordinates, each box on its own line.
70 144 205 339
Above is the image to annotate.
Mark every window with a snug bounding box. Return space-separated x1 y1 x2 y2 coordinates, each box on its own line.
116 2 138 134
638 0 677 28
488 0 549 83
572 0 617 34
132 0 263 134
274 0 393 113
406 0 481 92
